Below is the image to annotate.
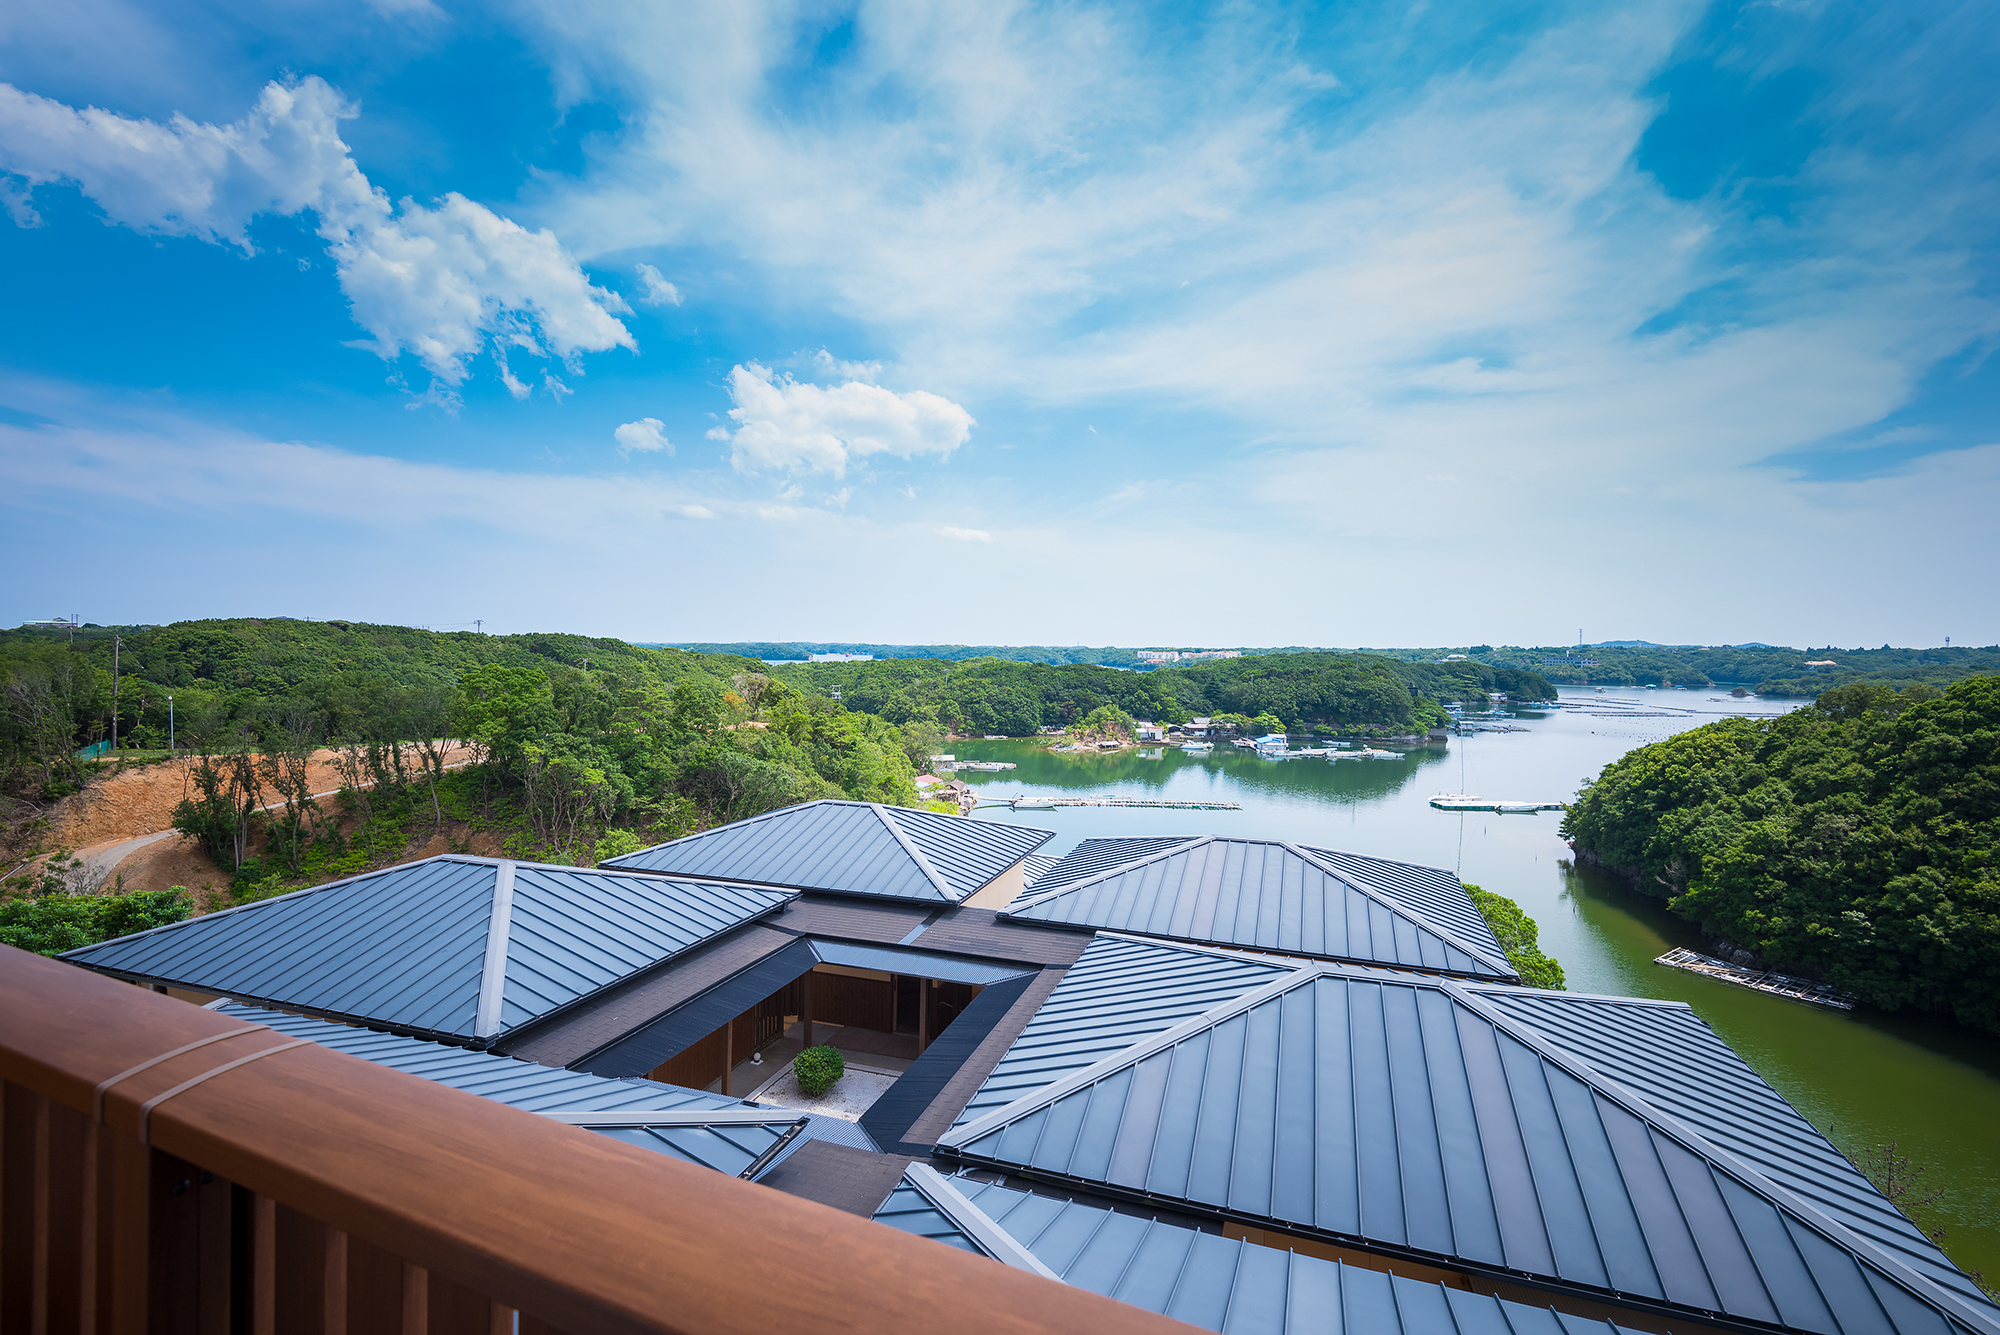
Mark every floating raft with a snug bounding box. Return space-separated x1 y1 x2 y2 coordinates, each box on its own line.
1429 794 1567 812
945 761 1017 771
1655 947 1856 1010
986 796 1242 811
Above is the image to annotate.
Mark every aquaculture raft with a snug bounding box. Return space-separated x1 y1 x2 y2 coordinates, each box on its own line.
985 796 1242 811
1655 947 1856 1010
1429 794 1567 812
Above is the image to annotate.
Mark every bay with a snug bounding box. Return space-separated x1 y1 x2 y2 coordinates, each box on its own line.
946 686 2000 1284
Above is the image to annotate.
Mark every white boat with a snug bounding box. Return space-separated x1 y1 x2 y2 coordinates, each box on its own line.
1180 741 1213 753
1012 796 1056 809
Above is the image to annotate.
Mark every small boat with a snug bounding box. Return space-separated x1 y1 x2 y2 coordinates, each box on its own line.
1012 796 1056 810
1180 741 1213 753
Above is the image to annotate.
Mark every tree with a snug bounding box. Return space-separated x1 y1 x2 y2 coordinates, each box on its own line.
257 702 323 874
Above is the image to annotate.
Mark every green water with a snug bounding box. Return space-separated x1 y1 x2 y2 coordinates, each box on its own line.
948 688 2000 1283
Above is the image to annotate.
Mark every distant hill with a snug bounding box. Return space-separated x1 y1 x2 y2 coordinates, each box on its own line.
655 643 1333 669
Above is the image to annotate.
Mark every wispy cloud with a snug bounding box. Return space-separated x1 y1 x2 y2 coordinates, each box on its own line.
633 262 681 307
935 525 992 543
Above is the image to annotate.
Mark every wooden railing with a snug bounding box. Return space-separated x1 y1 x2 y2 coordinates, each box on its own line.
0 945 1193 1335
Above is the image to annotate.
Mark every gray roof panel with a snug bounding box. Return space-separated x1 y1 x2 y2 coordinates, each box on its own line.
65 857 792 1043
602 800 1053 903
905 1174 1655 1335
954 934 1294 1128
1463 985 1999 1319
1001 839 1514 978
1028 838 1199 893
939 965 1992 1335
1298 845 1502 953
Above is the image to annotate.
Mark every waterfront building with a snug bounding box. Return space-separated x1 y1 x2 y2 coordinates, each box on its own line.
36 798 1997 1335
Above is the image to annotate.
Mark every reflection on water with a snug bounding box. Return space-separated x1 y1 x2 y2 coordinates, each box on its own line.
952 688 2000 1281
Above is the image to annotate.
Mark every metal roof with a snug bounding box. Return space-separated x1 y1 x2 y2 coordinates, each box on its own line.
210 1002 874 1171
1022 853 1061 888
601 799 1053 903
1000 839 1514 979
1461 984 1998 1319
1298 845 1499 951
938 963 1994 1335
63 856 793 1045
1029 838 1198 894
953 934 1293 1129
878 1172 1653 1335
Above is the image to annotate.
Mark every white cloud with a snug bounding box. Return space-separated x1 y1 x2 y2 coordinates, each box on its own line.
0 77 635 394
633 262 681 306
936 525 992 543
812 349 881 382
709 362 974 476
613 417 672 454
671 503 714 519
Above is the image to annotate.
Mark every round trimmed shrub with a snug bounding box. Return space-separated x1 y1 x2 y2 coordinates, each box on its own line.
793 1044 845 1098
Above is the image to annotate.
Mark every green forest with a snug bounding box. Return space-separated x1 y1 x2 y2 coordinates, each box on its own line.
1466 642 2000 695
1562 677 2000 1033
771 652 1554 737
0 619 926 891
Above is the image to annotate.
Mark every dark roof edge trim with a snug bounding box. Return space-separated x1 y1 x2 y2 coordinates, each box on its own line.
537 1109 804 1127
902 1164 1062 1279
495 900 801 1054
1438 979 2000 1335
1021 924 1519 982
1285 842 1516 976
874 804 961 899
929 1153 1807 1335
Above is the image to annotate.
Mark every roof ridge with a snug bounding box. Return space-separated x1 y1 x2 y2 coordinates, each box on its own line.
1438 979 2000 1335
938 962 1320 1149
901 1164 1062 1278
1000 836 1210 913
875 804 966 900
1283 842 1515 976
473 860 518 1041
1295 842 1457 877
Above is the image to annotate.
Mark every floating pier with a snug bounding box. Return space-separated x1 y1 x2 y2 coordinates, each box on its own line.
1654 947 1856 1010
1429 794 1567 812
944 761 1016 771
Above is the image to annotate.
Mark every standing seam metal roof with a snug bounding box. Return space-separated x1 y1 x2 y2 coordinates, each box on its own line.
877 1172 1654 1335
600 799 1053 903
1001 839 1513 979
938 963 1993 1335
63 856 793 1044
1461 985 1996 1318
1299 845 1499 950
210 1002 874 1170
954 933 1295 1129
1026 838 1202 894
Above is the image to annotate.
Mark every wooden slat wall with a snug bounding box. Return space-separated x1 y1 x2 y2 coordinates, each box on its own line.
811 971 894 1032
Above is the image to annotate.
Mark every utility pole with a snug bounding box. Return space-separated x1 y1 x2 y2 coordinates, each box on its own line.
475 619 483 634
168 695 175 753
111 634 122 755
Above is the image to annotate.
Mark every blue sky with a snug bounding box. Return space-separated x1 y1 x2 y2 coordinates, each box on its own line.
1 0 1995 647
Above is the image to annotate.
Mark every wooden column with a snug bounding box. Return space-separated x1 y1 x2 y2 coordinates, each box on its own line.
801 976 814 1049
728 1015 744 1103
917 982 930 1053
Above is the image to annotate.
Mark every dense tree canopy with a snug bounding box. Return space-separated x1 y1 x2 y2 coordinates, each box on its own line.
774 652 1553 736
1562 678 2000 1032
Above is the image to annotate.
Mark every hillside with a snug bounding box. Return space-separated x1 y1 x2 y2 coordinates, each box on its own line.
1562 678 2000 1033
0 619 926 906
772 651 1554 736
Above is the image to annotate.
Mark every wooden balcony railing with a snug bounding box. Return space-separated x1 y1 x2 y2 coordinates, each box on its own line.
0 944 1193 1335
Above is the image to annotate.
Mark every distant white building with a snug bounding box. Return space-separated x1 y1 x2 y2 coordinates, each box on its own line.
1135 722 1165 741
1803 660 1839 670
1180 650 1242 662
1137 650 1180 662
